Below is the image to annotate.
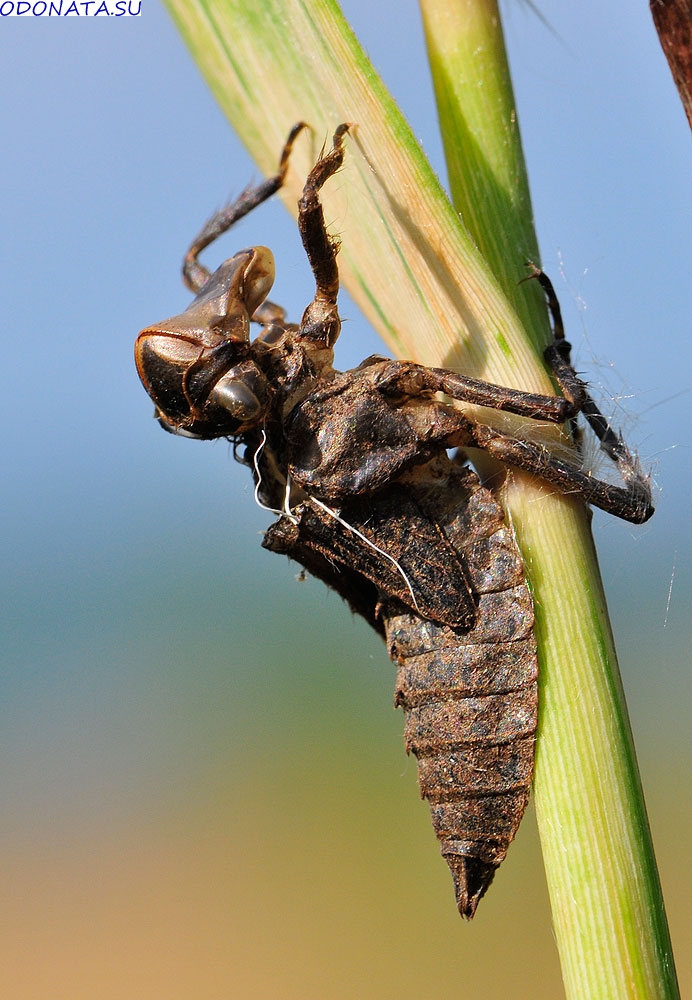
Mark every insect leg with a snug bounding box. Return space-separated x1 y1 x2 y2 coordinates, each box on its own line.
377 269 641 458
532 267 641 469
297 123 351 347
376 360 583 423
250 298 289 327
182 122 308 294
467 420 654 523
435 342 650 506
381 364 653 521
527 266 654 512
375 264 653 522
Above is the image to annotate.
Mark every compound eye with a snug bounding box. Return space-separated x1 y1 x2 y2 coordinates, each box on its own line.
208 374 262 422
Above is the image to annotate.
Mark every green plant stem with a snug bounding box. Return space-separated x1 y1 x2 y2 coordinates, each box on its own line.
421 1 678 997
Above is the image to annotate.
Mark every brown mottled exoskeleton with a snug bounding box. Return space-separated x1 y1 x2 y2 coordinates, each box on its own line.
135 124 653 918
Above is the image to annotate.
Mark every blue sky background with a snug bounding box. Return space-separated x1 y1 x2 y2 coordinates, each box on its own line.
2 3 691 997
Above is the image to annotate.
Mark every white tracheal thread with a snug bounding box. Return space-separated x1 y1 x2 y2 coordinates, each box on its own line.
309 497 420 613
252 430 419 611
252 429 298 523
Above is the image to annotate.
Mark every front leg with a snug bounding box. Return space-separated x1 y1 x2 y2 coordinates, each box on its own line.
183 122 308 294
297 124 351 348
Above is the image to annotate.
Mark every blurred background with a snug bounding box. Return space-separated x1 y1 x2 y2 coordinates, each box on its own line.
2 1 691 997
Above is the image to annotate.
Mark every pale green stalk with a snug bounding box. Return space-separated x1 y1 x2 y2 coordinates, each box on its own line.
421 2 677 997
161 0 678 995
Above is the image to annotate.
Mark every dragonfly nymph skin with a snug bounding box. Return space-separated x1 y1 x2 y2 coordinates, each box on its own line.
135 124 653 918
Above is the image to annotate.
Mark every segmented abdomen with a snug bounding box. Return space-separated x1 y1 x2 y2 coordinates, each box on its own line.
383 463 538 918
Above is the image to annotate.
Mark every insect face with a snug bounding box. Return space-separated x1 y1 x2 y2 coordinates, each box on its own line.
135 246 274 438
